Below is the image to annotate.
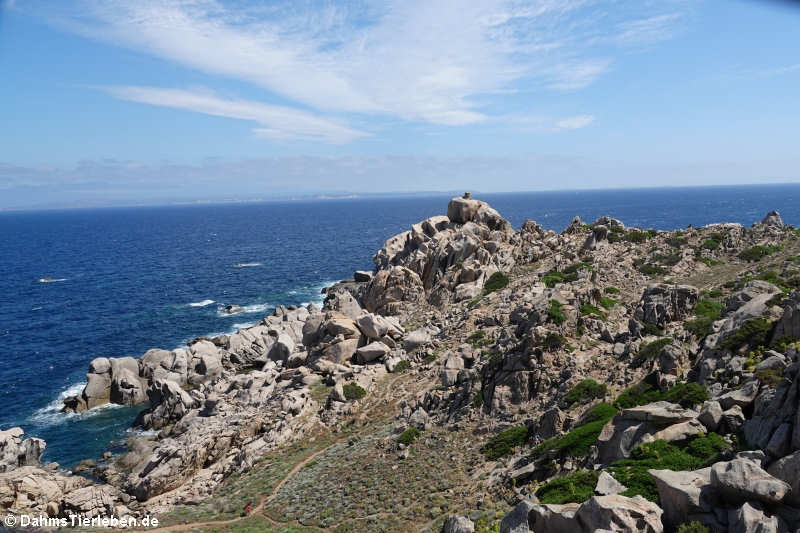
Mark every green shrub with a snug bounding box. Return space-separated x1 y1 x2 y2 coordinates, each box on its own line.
580 304 606 320
663 382 708 408
484 272 510 294
482 426 529 460
614 381 664 409
472 390 484 408
531 403 618 460
563 379 607 407
392 360 411 373
634 338 673 366
676 522 711 533
468 330 491 348
604 286 620 294
641 321 664 336
611 434 729 503
666 236 688 248
342 382 367 400
540 332 568 351
398 427 421 445
739 244 783 262
701 239 720 250
548 300 567 325
542 271 565 288
697 257 724 267
598 296 617 309
535 470 599 504
625 231 649 243
686 298 723 339
652 253 682 266
638 263 667 276
718 318 773 352
756 368 785 387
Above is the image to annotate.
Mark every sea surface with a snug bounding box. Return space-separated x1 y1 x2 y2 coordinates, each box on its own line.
1 184 800 467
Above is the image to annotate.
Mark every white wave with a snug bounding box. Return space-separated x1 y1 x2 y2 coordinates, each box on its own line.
29 382 127 427
188 299 215 307
233 262 262 268
38 278 67 283
125 427 159 437
217 302 272 317
233 322 256 330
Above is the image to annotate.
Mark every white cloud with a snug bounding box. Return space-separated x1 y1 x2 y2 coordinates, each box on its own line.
26 0 687 130
616 13 681 45
555 114 595 131
101 85 368 143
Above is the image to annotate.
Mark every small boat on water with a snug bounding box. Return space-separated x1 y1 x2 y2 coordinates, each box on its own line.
38 277 54 283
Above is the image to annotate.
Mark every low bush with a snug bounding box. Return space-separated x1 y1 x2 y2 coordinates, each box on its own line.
604 286 620 294
542 332 568 351
625 230 649 243
563 379 607 407
718 318 773 352
638 263 667 276
611 434 730 503
531 403 618 460
580 303 606 320
598 296 617 309
398 427 421 445
676 522 711 533
548 300 567 325
542 271 564 288
663 382 708 408
666 236 688 248
739 244 783 262
634 337 673 366
641 321 665 336
615 379 707 409
482 425 529 460
392 360 411 373
484 272 510 294
685 298 723 340
535 470 599 504
342 383 367 400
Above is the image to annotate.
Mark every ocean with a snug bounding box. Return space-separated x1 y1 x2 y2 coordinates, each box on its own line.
1 184 799 467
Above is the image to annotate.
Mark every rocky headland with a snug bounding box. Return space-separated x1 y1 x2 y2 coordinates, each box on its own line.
3 196 800 532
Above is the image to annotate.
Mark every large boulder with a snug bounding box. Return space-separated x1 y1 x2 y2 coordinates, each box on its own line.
635 284 698 328
0 428 45 473
728 501 788 533
441 515 475 533
526 495 662 533
709 458 790 505
649 468 718 530
363 266 424 315
355 341 390 363
447 195 483 224
767 450 800 506
109 367 146 406
500 499 535 533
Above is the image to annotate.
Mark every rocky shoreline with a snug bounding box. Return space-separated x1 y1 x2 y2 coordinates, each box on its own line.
2 196 800 532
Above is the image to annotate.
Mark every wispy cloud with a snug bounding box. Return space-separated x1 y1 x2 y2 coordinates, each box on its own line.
22 1 689 136
555 114 595 131
101 85 368 143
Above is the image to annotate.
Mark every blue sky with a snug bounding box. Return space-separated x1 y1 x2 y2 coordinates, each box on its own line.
1 0 799 208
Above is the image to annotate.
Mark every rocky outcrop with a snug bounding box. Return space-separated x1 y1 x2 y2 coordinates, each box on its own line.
0 427 45 473
635 284 698 328
527 495 663 533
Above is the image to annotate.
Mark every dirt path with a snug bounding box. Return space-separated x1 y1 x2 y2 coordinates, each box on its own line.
142 374 409 533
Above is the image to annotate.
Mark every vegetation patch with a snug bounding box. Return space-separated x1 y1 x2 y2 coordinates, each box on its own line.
610 434 730 503
563 379 607 407
685 298 723 340
535 470 599 504
468 330 492 348
615 379 707 410
604 286 620 294
598 296 617 310
633 337 673 367
676 522 711 533
548 299 567 325
637 263 667 277
342 382 367 401
542 262 594 288
482 425 529 460
484 272 510 294
542 332 569 351
398 427 421 446
392 360 412 373
739 244 783 262
718 317 773 352
580 303 606 320
666 236 688 248
531 403 618 460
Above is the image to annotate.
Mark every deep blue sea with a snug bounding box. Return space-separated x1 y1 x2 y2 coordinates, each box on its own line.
2 184 799 467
